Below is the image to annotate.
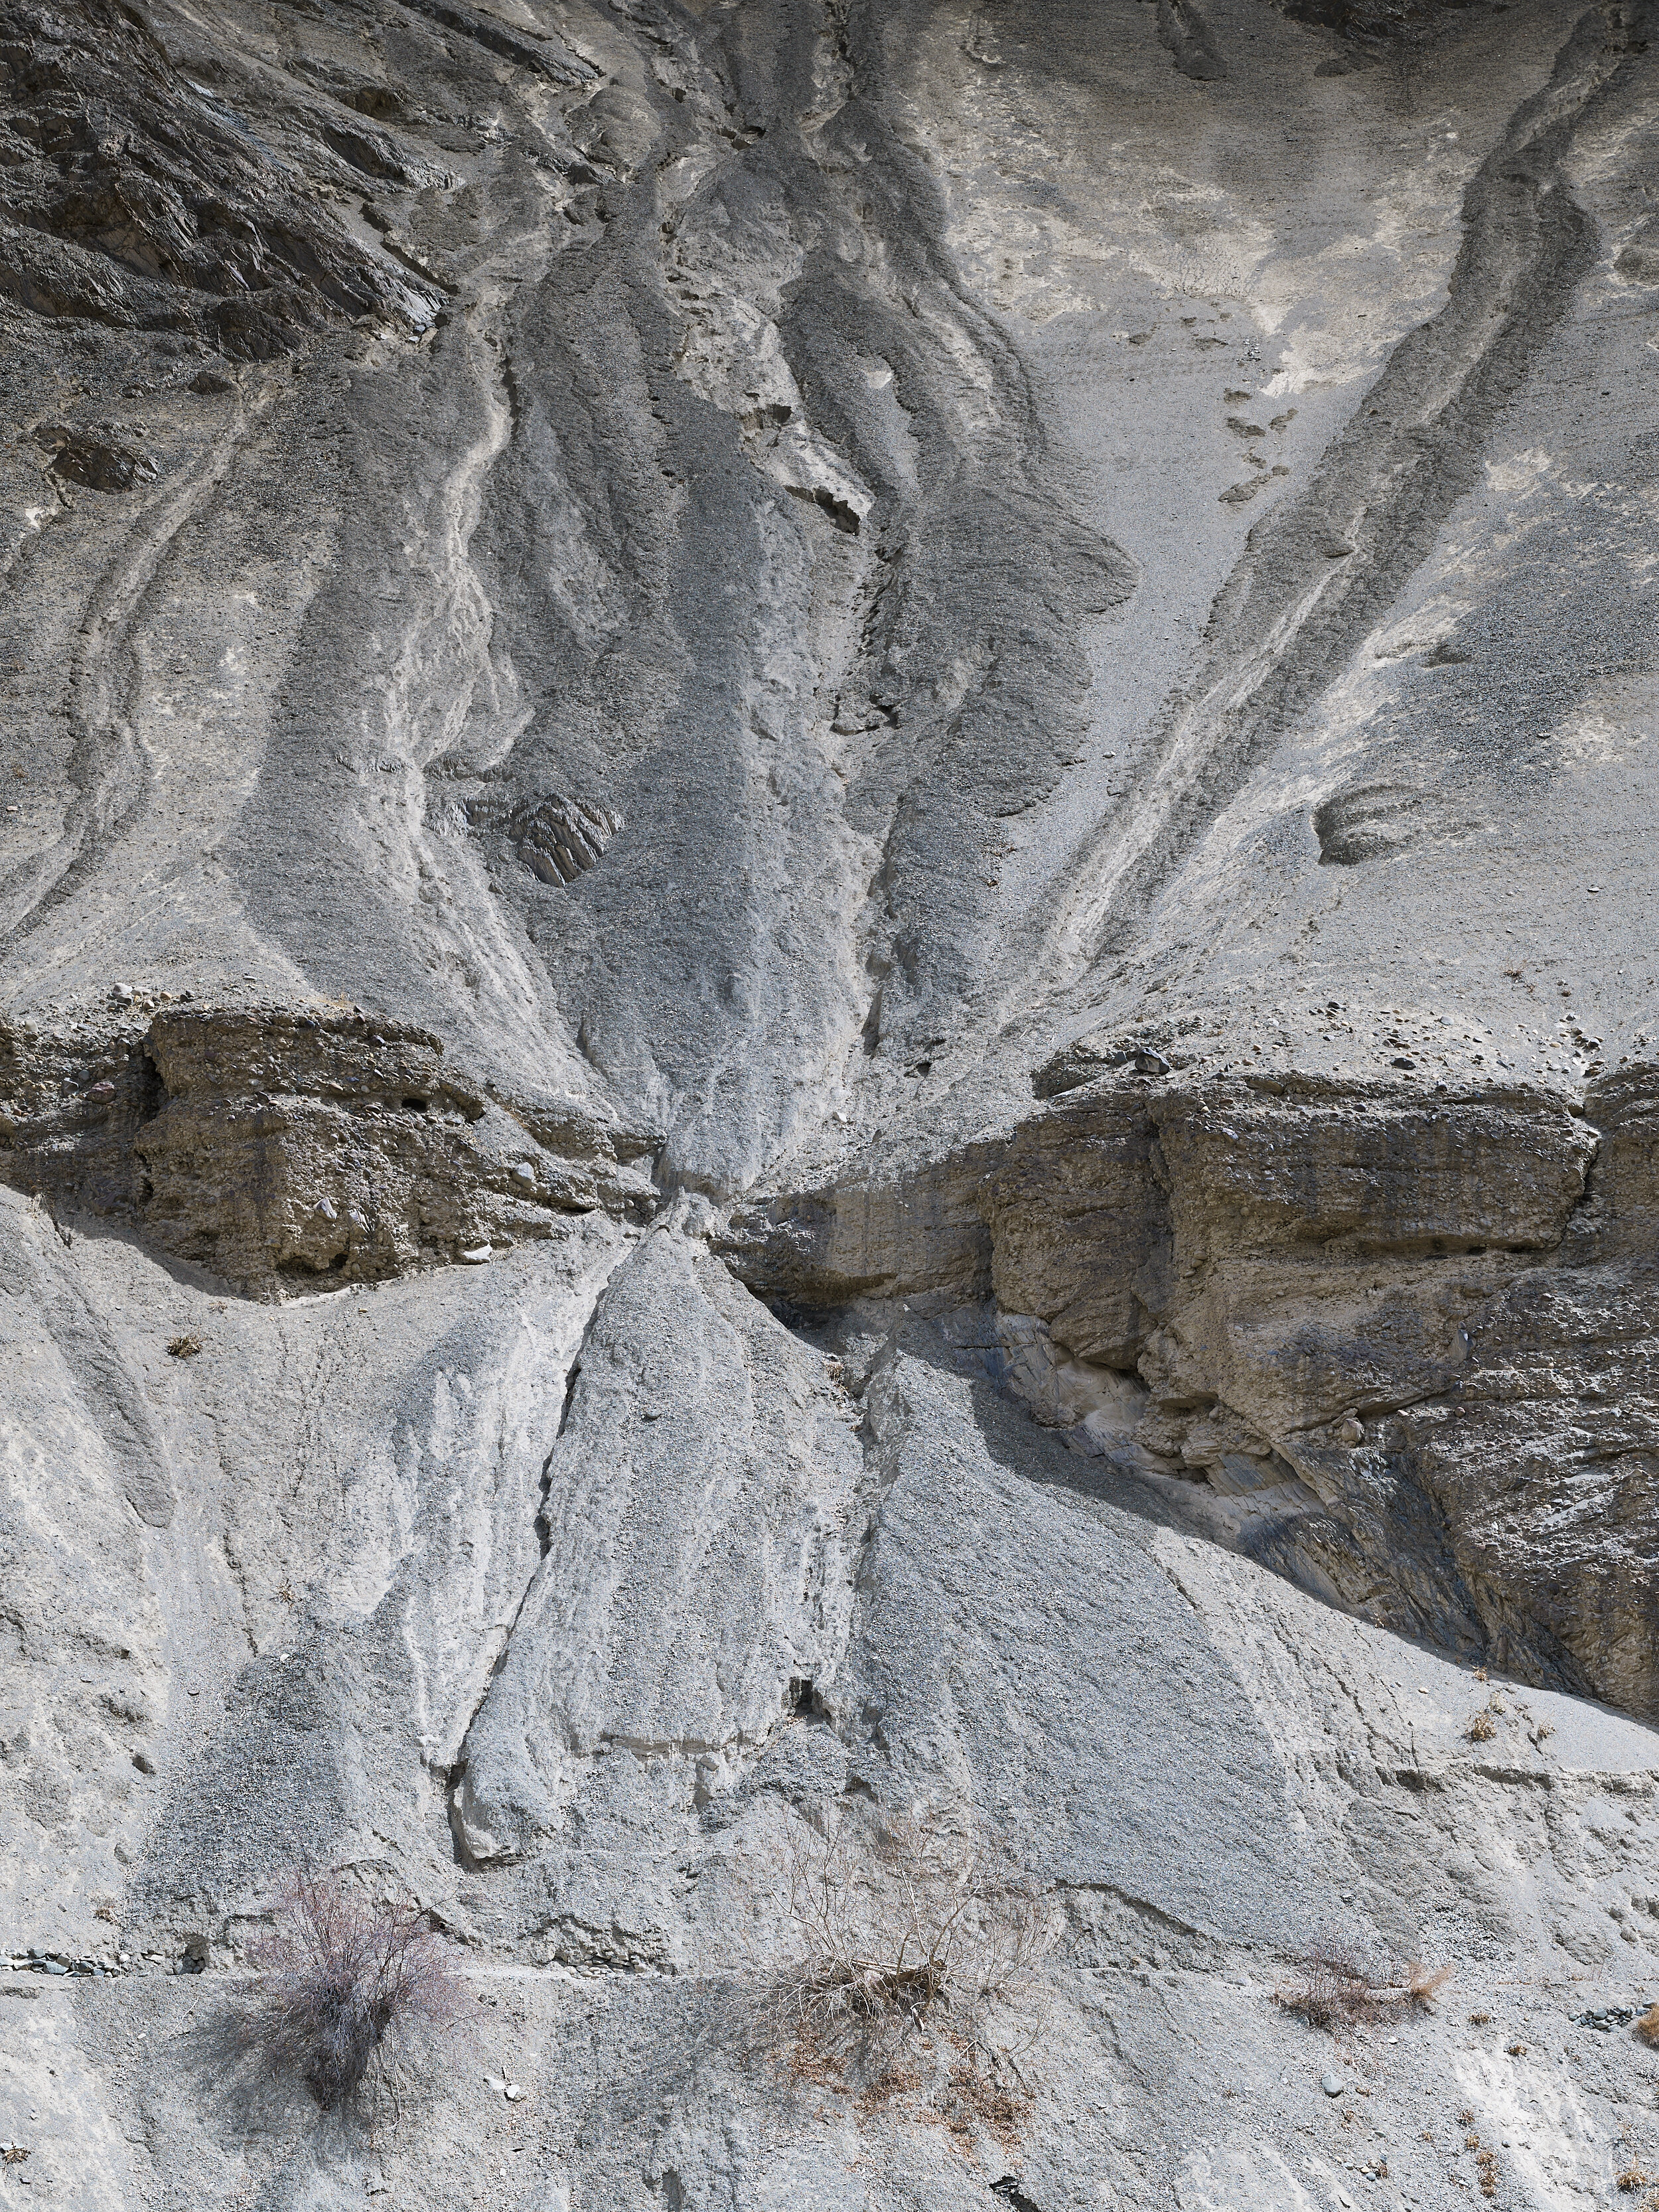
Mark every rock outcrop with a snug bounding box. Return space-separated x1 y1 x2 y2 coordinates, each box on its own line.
0 1005 656 1291
724 1065 1659 1718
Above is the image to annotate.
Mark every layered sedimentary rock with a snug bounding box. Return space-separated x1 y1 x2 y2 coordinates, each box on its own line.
723 1063 1659 1718
0 1004 655 1289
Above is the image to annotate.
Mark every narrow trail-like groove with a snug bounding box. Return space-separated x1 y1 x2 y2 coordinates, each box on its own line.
3 380 281 949
1007 0 1648 1014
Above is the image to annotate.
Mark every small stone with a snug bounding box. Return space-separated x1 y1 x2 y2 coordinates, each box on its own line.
1322 2071 1346 2096
459 1244 492 1264
112 985 133 1005
504 2083 525 2101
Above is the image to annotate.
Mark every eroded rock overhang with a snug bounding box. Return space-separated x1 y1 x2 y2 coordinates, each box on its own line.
718 1063 1659 1720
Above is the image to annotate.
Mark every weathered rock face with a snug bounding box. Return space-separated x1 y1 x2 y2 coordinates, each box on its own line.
450 1230 867 1886
7 0 1659 2207
0 1005 655 1290
723 1067 1659 1716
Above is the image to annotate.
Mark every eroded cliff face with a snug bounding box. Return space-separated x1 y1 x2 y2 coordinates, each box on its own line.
723 1065 1659 1721
5 1 1659 2208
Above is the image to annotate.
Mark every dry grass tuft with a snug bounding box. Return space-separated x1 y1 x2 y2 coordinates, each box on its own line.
1274 1950 1450 2033
167 1334 202 1359
1407 1962 1453 2008
1477 2147 1500 2197
232 1870 463 2111
1467 1708 1498 1743
1636 2006 1659 2049
1618 2169 1650 2193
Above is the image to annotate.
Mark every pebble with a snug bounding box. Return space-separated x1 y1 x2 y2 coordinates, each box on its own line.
459 1244 492 1264
1322 2071 1346 2097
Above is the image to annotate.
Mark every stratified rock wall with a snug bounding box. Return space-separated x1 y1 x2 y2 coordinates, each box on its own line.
724 1065 1659 1716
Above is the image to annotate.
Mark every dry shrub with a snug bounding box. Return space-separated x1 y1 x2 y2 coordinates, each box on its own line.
1275 1953 1386 2031
1636 2006 1659 2049
1619 2169 1650 2193
1407 1962 1453 2008
764 1805 1050 2081
1274 1949 1450 2033
1467 1709 1498 1743
234 1871 463 2111
1477 2147 1500 2197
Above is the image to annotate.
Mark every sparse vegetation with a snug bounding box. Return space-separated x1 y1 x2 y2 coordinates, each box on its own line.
1273 1949 1450 2032
1619 2168 1650 2193
748 1799 1049 2150
1467 1708 1498 1742
167 1334 202 1359
1477 2146 1500 2197
768 1805 1048 2071
1637 2005 1659 2048
232 1871 463 2111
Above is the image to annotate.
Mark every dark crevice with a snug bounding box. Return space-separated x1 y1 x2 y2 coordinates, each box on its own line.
134 1051 166 1123
445 1266 620 1867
